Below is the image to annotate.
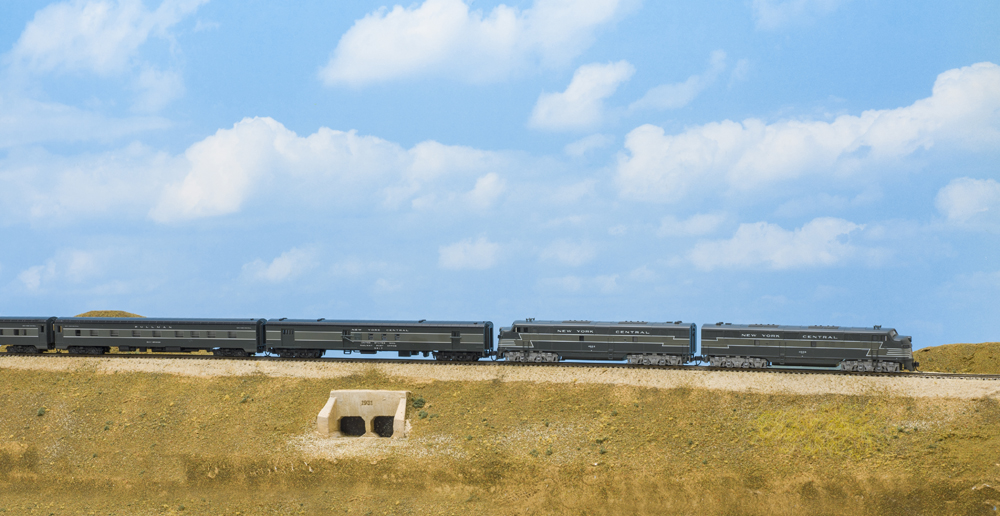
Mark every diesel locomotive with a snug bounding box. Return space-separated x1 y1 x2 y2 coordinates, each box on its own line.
0 315 915 371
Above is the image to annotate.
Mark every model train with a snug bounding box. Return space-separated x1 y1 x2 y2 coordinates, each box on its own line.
0 316 916 372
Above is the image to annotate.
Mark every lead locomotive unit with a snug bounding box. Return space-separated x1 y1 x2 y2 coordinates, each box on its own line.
700 323 914 372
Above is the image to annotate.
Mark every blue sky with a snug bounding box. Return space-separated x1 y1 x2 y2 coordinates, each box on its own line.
0 0 998 348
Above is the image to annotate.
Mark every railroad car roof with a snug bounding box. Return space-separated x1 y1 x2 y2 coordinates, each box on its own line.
55 317 264 324
266 319 492 327
701 323 897 333
511 320 691 328
0 316 55 322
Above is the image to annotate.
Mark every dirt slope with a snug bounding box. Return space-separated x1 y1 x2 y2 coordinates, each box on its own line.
916 342 1000 374
74 310 144 317
2 358 1000 515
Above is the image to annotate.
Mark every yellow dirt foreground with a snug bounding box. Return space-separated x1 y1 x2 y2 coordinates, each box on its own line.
3 356 1000 515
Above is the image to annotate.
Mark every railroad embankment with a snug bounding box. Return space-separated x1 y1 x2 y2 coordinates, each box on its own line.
3 356 1000 515
916 342 1000 374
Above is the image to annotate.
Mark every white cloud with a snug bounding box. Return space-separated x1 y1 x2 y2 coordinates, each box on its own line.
730 58 750 84
540 240 597 266
0 94 170 148
629 50 726 111
149 117 505 222
319 0 635 86
7 0 207 75
439 237 500 270
935 177 1000 226
241 247 317 283
550 179 597 203
658 212 727 237
17 249 105 292
132 66 184 113
529 61 634 131
1 116 511 225
617 62 1000 201
464 172 506 208
0 142 179 223
18 264 54 292
411 171 506 211
752 0 847 30
564 133 614 157
688 217 863 270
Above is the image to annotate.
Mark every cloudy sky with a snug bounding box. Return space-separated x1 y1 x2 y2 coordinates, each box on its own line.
1 0 998 348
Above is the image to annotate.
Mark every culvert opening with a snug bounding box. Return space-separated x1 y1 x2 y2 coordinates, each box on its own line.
372 416 395 437
339 416 366 436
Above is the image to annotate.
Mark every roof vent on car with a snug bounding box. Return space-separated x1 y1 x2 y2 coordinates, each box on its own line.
526 318 535 322
564 320 592 323
874 325 881 329
674 321 683 324
418 319 426 323
750 324 779 327
618 321 646 324
716 322 724 326
808 325 838 329
317 318 325 321
279 317 287 321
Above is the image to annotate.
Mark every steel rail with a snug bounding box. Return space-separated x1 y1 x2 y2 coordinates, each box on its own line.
1 351 997 381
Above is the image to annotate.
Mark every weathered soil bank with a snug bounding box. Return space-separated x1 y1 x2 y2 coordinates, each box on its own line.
3 356 1000 515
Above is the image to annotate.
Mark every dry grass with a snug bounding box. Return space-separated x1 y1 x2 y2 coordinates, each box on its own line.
916 342 1000 374
2 363 1000 515
74 310 144 317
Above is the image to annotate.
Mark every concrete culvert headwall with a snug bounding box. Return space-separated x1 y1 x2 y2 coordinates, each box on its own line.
316 390 409 439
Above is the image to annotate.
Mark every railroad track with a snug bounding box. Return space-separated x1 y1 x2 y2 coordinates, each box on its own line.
1 350 998 381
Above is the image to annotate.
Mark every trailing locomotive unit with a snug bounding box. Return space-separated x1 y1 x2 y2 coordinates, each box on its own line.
0 317 55 353
52 317 265 356
498 319 696 364
701 323 915 372
265 319 494 361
